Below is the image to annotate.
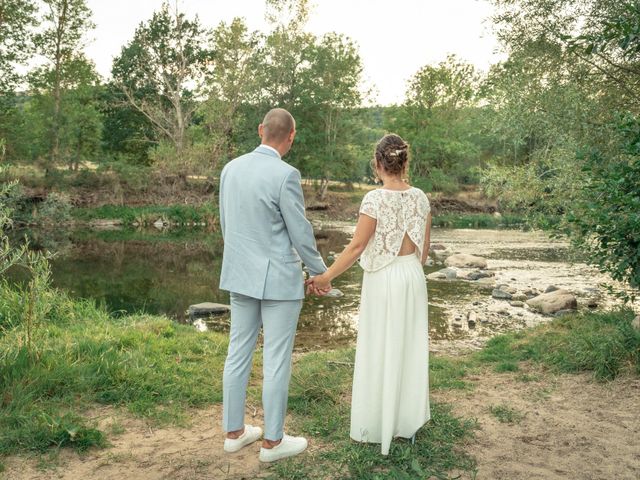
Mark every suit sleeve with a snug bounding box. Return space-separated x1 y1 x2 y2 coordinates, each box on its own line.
279 169 328 277
219 167 226 239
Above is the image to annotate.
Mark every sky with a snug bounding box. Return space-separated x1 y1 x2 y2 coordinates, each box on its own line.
84 0 504 105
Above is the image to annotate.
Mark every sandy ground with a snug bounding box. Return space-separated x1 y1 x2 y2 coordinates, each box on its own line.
3 362 639 480
437 363 640 480
1 406 287 480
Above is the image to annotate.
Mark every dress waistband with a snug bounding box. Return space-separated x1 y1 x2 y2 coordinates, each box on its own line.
392 253 420 264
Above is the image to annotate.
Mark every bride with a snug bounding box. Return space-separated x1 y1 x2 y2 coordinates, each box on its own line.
306 133 432 455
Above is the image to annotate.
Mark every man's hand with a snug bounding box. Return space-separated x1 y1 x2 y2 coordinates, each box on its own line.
305 274 332 296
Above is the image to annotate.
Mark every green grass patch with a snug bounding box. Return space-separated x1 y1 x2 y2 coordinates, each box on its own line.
270 350 478 479
489 404 525 424
72 204 218 226
0 287 229 455
494 360 520 373
432 213 527 229
475 309 640 381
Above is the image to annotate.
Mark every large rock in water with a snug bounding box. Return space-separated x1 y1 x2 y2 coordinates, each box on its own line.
526 289 577 315
189 302 231 320
445 253 488 269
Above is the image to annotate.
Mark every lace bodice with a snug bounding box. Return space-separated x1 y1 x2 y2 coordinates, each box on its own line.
358 187 431 272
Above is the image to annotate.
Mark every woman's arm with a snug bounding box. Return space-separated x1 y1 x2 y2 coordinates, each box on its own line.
306 213 377 291
421 212 432 265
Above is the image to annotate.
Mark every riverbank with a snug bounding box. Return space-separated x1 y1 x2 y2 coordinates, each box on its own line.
9 178 529 229
1 284 638 479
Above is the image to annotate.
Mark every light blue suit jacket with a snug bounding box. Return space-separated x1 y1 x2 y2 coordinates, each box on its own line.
219 145 327 300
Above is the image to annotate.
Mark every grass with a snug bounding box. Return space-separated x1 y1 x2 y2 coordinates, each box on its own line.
1 274 638 477
431 213 525 229
0 287 229 456
474 309 640 381
71 204 219 226
489 404 525 424
270 350 478 479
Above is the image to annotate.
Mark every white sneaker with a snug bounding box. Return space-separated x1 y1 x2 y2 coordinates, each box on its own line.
223 424 263 453
259 434 308 463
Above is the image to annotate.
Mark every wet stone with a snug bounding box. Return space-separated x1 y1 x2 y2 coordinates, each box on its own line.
492 289 513 300
188 302 231 320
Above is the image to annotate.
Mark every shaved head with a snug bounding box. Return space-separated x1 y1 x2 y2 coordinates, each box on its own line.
261 108 295 143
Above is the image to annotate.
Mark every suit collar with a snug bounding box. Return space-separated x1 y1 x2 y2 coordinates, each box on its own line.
254 144 281 159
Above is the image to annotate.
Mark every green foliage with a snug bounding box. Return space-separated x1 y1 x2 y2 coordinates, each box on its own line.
387 55 485 190
72 203 218 226
477 309 640 381
0 0 38 94
111 1 214 172
0 290 229 454
566 115 640 296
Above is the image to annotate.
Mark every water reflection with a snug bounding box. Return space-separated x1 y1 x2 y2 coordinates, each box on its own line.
8 226 539 351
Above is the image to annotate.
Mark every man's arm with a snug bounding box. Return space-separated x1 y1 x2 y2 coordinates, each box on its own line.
279 169 327 276
219 168 226 239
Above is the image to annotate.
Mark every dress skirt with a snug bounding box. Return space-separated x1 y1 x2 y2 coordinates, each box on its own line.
350 253 430 455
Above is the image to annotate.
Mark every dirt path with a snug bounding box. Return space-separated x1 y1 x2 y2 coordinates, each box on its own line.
437 363 640 480
2 406 286 480
3 365 639 480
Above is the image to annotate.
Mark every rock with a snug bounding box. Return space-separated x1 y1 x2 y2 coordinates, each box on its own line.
432 249 452 262
188 302 231 320
324 288 344 298
632 315 640 330
509 301 525 307
526 289 578 315
445 253 488 269
492 289 513 300
430 244 447 251
512 293 528 302
554 309 575 317
193 319 208 332
496 284 517 294
90 219 123 229
467 311 477 328
327 255 335 262
493 212 502 218
467 270 495 281
523 288 539 298
427 268 457 281
545 285 560 293
442 268 458 280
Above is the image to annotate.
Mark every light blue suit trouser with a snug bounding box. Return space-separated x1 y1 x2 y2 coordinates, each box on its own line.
222 292 303 440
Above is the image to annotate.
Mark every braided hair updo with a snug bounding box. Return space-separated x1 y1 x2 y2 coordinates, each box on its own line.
373 133 410 178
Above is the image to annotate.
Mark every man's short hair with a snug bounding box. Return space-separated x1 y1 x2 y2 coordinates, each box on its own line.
262 108 295 143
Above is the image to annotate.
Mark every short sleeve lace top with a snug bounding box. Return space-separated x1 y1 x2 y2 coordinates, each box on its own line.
358 187 431 272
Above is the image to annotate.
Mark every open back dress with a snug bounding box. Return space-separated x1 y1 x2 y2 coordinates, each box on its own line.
349 186 431 455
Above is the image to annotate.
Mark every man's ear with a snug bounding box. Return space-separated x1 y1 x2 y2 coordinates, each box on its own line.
289 129 296 143
258 124 264 139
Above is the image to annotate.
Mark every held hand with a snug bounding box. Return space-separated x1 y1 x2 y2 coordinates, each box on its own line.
305 274 332 296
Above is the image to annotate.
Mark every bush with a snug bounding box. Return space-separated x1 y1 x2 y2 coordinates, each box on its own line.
36 192 72 225
413 168 459 194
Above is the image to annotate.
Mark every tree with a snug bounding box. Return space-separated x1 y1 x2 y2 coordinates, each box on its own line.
33 0 95 166
299 33 364 199
111 1 213 176
199 18 261 167
0 0 38 161
0 0 38 94
390 55 483 191
567 114 640 298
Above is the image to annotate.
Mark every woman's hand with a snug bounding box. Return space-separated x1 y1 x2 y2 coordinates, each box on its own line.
305 273 332 295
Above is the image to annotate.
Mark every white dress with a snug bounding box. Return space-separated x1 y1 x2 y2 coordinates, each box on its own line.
350 187 431 455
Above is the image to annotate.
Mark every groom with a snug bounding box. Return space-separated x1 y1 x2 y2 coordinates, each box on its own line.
219 108 330 462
